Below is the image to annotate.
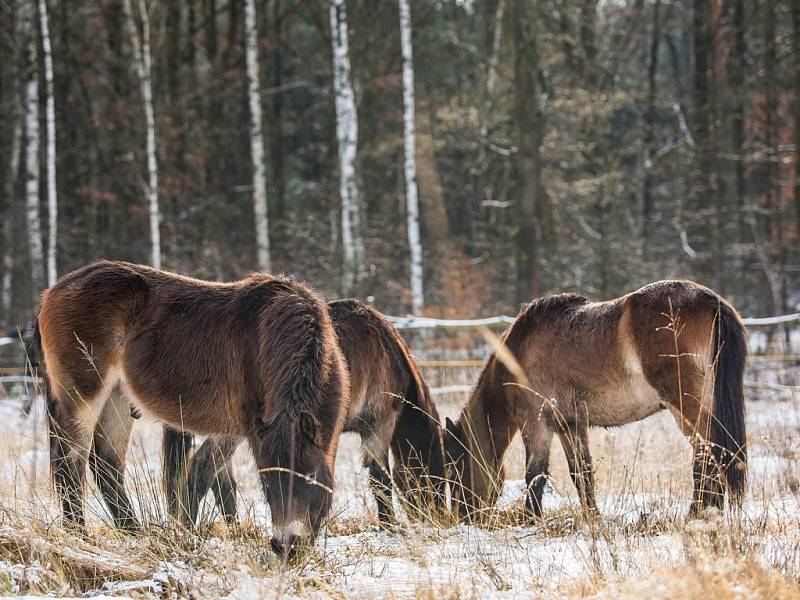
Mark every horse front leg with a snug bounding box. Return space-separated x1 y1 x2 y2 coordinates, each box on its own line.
556 421 597 516
162 426 194 524
521 422 554 518
365 451 394 525
189 437 241 525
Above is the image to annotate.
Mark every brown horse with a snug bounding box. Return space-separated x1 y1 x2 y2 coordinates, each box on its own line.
444 280 747 520
32 260 349 557
163 298 446 526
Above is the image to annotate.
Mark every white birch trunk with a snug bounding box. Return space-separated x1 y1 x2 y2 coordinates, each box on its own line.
330 0 365 294
22 0 44 302
123 0 161 269
486 0 505 109
244 0 271 272
39 0 57 286
2 121 22 317
399 0 423 313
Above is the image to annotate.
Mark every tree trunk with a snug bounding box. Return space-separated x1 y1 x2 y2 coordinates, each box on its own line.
641 0 661 242
793 0 800 238
710 0 725 293
39 0 57 287
3 4 23 319
729 0 746 245
2 121 22 321
579 0 607 296
415 104 450 246
399 0 424 314
692 0 716 285
244 0 271 272
166 0 183 266
269 0 285 221
763 0 784 316
22 0 44 304
330 0 365 295
474 0 506 244
510 0 543 305
478 0 505 185
123 0 161 269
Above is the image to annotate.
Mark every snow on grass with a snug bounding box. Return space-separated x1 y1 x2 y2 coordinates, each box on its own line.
0 381 798 597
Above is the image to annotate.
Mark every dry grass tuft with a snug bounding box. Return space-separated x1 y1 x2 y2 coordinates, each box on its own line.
0 358 797 597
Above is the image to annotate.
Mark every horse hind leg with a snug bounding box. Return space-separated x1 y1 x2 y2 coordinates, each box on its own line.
89 385 139 531
665 389 722 513
47 378 111 529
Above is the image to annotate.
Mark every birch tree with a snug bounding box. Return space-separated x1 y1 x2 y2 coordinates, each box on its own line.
399 0 424 314
330 0 365 294
22 0 44 302
123 0 161 269
39 0 57 286
245 0 271 272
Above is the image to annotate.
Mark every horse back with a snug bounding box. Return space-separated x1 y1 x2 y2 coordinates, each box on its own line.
328 300 403 434
328 300 441 450
503 283 733 427
38 261 350 451
625 279 738 399
37 261 151 406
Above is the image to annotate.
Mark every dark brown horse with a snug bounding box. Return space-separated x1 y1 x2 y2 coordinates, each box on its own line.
163 299 446 525
32 260 349 556
444 280 747 520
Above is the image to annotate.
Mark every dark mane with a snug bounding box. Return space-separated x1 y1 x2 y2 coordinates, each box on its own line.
255 279 345 467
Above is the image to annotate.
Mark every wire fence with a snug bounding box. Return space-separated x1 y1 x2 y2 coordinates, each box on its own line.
2 311 798 396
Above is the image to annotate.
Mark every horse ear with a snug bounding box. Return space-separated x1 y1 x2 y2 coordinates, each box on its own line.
298 412 318 444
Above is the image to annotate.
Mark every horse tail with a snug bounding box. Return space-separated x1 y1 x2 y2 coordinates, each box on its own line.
710 299 748 502
28 312 61 474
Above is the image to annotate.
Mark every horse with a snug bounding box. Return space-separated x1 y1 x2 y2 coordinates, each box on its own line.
31 260 349 557
443 280 747 520
162 298 446 526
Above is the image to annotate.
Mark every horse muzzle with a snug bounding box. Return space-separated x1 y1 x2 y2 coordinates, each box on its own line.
270 520 311 560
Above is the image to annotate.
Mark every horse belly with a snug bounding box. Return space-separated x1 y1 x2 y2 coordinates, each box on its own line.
121 358 246 436
589 370 663 428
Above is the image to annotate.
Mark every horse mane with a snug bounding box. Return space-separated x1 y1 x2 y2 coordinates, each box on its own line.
327 299 442 467
250 276 346 467
462 294 588 405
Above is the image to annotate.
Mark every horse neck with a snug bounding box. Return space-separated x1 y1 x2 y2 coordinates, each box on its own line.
463 363 518 486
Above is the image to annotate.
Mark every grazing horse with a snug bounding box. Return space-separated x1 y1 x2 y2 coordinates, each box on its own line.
163 299 446 526
444 280 747 520
31 260 349 557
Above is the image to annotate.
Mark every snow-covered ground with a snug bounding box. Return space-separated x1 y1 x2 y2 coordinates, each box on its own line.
0 369 797 598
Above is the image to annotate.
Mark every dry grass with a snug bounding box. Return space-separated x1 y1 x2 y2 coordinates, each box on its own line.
0 365 798 598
